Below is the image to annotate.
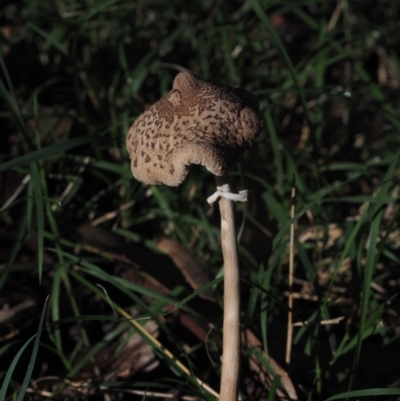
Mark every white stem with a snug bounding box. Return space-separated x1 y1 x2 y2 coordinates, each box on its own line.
216 175 241 401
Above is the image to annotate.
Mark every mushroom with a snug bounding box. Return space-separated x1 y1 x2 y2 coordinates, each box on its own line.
126 72 262 401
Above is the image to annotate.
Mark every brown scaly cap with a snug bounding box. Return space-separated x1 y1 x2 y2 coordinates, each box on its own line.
126 72 263 186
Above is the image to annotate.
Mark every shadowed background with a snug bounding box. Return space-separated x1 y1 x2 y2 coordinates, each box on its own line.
1 1 400 400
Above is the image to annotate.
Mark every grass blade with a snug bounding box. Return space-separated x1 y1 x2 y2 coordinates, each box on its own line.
273 175 361 248
30 163 44 283
0 298 48 401
0 137 94 173
26 23 69 56
348 155 399 390
0 208 28 290
248 0 314 134
325 388 400 401
0 338 36 401
16 297 48 401
264 110 284 196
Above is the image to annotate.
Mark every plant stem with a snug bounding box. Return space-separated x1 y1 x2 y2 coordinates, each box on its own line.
285 184 296 364
216 175 241 401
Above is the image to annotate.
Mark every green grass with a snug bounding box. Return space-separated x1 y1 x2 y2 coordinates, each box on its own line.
1 0 400 400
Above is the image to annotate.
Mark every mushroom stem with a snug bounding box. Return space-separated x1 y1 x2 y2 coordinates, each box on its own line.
216 175 241 401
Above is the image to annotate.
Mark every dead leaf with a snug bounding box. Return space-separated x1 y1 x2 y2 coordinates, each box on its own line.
155 237 216 302
76 224 184 294
243 329 298 401
102 320 160 380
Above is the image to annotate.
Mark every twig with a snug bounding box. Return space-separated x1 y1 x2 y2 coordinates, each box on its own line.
292 316 345 327
327 1 343 32
0 174 31 211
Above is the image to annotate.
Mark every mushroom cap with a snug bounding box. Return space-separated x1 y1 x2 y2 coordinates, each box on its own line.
126 72 263 186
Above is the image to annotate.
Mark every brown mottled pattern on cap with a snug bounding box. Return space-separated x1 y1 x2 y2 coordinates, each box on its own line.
126 72 263 186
